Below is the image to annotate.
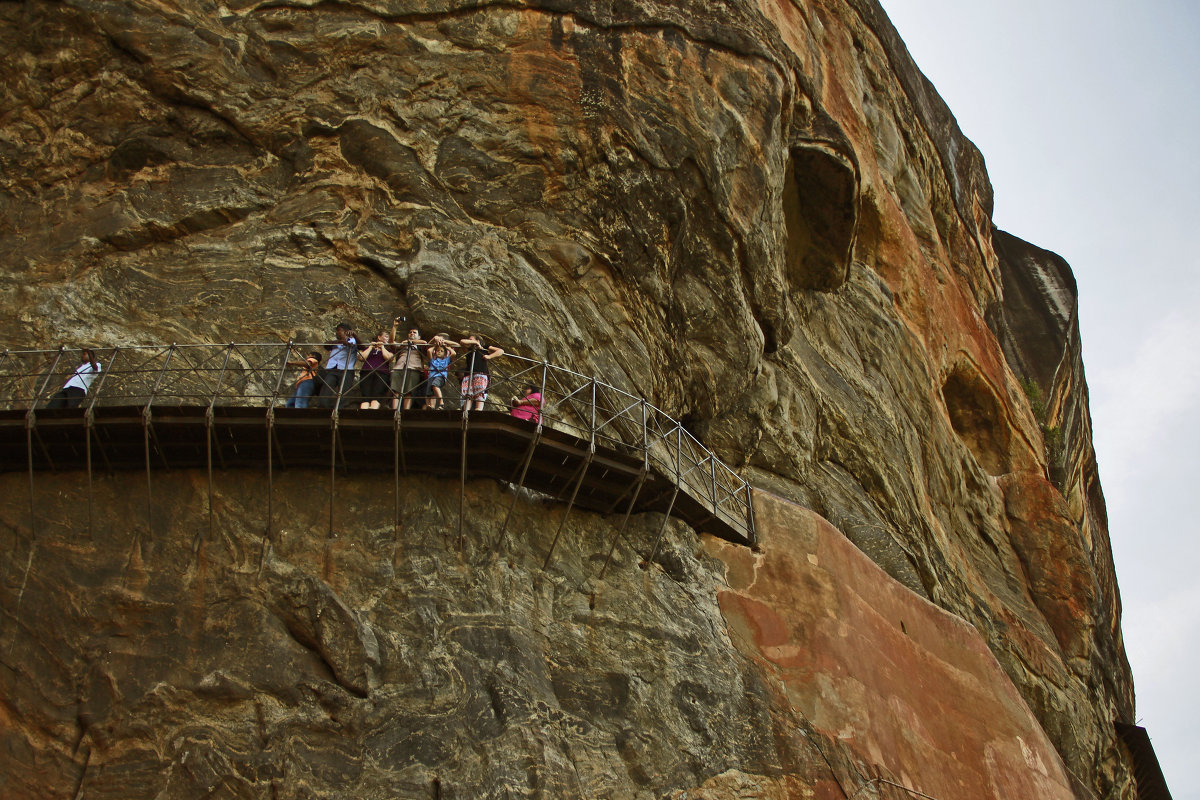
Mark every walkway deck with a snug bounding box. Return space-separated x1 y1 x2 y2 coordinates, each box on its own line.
0 405 754 547
0 344 755 548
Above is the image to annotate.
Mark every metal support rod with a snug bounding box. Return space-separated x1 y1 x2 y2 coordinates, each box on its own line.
644 483 681 569
596 398 652 579
145 344 176 407
464 353 476 414
589 378 597 440
497 426 543 549
644 425 682 568
142 411 154 539
541 375 600 569
745 483 756 547
641 398 648 455
269 342 292 408
541 445 594 571
210 343 235 405
328 411 339 542
395 402 408 476
392 414 401 562
86 346 119 407
260 342 289 575
206 344 236 471
200 407 214 554
258 408 275 579
140 345 176 539
539 360 548 410
709 456 718 514
85 407 94 537
25 415 37 544
597 467 648 581
324 408 339 580
457 407 470 551
22 346 66 527
77 345 116 524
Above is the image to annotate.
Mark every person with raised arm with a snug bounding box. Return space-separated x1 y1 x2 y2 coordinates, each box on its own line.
46 347 102 409
390 319 427 410
423 333 456 410
285 350 323 408
458 334 504 411
317 322 358 409
357 331 394 410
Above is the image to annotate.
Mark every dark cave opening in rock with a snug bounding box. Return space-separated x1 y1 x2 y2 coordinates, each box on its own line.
783 144 859 293
941 365 1011 476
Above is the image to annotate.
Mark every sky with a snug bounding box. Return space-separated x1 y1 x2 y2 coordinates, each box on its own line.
877 1 1200 797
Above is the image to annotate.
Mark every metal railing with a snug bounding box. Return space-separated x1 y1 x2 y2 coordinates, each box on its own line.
0 343 754 543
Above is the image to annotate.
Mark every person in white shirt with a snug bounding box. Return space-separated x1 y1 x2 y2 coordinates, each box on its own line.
317 322 359 409
46 348 102 408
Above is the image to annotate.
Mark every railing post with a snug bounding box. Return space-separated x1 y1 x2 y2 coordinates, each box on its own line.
400 345 411 413
539 360 548 410
746 482 756 548
0 349 11 411
464 352 476 415
145 344 176 409
32 346 66 409
269 342 291 408
589 378 597 440
85 346 119 408
709 456 718 515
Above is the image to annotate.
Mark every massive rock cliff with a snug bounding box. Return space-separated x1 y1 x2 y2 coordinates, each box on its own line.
0 0 1138 798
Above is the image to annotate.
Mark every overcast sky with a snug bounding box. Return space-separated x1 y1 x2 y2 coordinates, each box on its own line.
877 1 1200 797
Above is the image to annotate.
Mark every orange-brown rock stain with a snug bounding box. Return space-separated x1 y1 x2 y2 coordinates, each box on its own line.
706 492 1078 800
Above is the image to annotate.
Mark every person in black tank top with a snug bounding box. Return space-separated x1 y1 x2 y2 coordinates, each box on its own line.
458 334 504 411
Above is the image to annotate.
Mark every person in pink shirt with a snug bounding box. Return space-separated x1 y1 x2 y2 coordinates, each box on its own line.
509 385 542 424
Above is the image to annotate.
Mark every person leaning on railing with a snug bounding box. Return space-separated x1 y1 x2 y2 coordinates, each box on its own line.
317 322 358 409
285 350 323 408
509 384 542 424
423 334 456 409
45 347 102 408
391 320 427 411
357 330 395 410
458 334 504 411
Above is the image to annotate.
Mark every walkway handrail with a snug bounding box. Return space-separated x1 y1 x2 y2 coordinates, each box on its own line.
0 344 754 542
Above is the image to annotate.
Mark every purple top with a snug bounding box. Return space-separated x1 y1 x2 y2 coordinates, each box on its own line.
362 348 390 372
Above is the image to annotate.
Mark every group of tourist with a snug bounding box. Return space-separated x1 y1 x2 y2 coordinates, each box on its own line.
286 319 521 414
39 322 542 423
298 320 541 421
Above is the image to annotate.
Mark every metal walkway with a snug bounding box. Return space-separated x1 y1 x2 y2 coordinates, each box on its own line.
0 344 755 554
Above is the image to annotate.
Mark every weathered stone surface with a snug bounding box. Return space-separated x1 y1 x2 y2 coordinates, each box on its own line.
708 492 1079 800
0 471 861 798
0 0 1138 797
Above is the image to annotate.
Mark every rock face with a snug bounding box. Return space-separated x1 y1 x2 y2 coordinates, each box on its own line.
0 1 1137 798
